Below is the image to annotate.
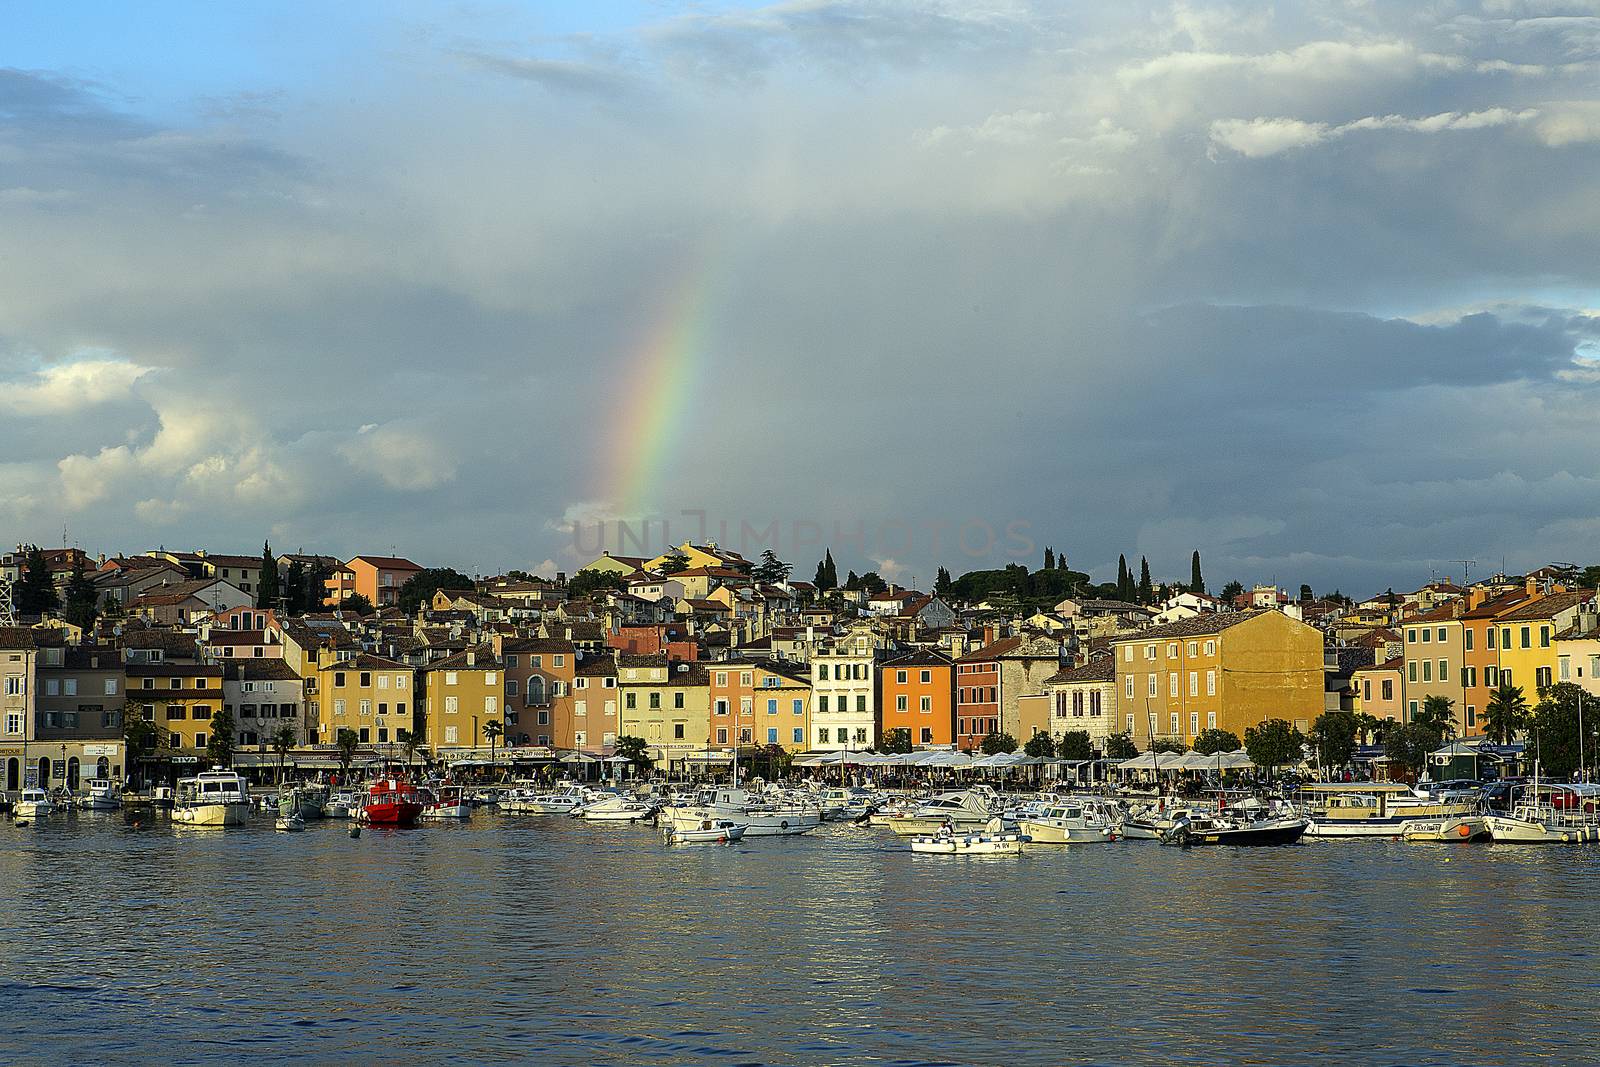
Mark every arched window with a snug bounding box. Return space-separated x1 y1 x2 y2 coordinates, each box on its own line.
5 758 18 791
96 756 110 780
37 756 51 787
526 675 546 706
67 757 80 790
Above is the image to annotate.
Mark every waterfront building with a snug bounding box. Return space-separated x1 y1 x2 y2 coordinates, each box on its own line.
616 655 710 765
811 627 880 751
1351 657 1405 723
877 649 955 748
34 636 125 787
1401 603 1468 729
492 636 577 749
1492 591 1596 699
1460 589 1540 734
709 660 812 751
222 659 305 748
125 661 225 752
312 652 414 747
1110 609 1324 747
420 646 503 752
570 655 619 751
1043 658 1118 749
1 627 39 791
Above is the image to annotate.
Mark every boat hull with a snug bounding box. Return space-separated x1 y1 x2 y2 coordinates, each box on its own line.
910 833 1030 854
1400 816 1491 842
14 801 54 818
1018 820 1117 844
421 803 472 820
663 807 819 837
1170 819 1308 847
360 802 423 827
172 802 250 827
1484 815 1600 843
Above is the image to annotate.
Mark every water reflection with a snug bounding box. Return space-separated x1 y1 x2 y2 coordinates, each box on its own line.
2 813 1598 1064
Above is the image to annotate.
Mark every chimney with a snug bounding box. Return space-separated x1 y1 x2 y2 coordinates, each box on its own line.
466 649 476 667
1526 578 1539 596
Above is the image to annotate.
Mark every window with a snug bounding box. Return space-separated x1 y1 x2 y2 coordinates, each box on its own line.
445 725 459 744
793 728 804 744
792 698 803 716
4 711 21 734
334 672 346 687
837 728 849 744
1188 642 1198 657
1465 629 1474 651
920 696 932 713
818 728 829 744
1206 670 1216 696
1437 659 1447 681
818 695 829 713
856 695 867 713
649 693 661 710
445 671 458 686
920 727 933 744
921 670 931 684
443 696 457 714
1537 666 1552 690
104 678 119 695
1409 700 1418 719
1502 627 1512 649
767 699 778 715
397 675 407 690
1125 677 1134 699
360 699 372 717
716 672 728 687
333 699 346 717
1561 657 1571 681
625 693 637 710
1422 661 1432 683
1147 675 1157 697
1144 645 1156 660
1408 661 1418 683
63 678 77 696
1382 680 1393 700
1487 666 1499 688
553 655 564 667
1169 672 1178 697
1421 629 1431 644
1207 711 1216 730
1123 646 1132 662
896 695 908 712
1407 629 1417 643
1541 626 1551 649
1188 672 1198 697
1167 643 1178 657
674 692 684 709
194 733 206 748
1190 712 1199 736
674 723 686 740
1204 641 1216 656
1169 713 1179 735
740 671 752 686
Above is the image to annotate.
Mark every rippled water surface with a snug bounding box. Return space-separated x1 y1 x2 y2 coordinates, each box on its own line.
3 811 1599 1065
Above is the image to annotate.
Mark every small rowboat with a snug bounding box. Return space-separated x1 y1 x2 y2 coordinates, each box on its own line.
910 819 1030 854
276 812 306 832
667 819 747 844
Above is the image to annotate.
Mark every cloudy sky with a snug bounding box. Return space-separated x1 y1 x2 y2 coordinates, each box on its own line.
3 1 1599 594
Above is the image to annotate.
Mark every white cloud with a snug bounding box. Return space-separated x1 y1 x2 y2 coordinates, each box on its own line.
0 357 153 414
1535 101 1600 145
338 423 457 492
1211 107 1537 156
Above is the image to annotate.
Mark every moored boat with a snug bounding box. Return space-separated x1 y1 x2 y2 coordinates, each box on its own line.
1300 782 1481 839
910 818 1031 854
77 778 122 811
666 819 747 844
885 789 1000 836
276 811 306 832
1484 780 1600 843
1018 799 1120 844
420 784 473 820
172 771 251 827
578 794 657 822
661 787 821 837
1400 815 1491 842
1162 812 1308 847
14 788 55 819
357 776 424 827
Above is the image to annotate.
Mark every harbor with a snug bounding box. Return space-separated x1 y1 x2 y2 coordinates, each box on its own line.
4 798 1600 1066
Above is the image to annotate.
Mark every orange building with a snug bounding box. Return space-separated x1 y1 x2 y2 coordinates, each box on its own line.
878 650 955 748
1459 589 1537 733
492 636 577 749
324 555 423 609
708 661 812 751
956 637 1020 750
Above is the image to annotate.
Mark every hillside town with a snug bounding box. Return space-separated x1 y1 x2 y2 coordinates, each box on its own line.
3 539 1598 794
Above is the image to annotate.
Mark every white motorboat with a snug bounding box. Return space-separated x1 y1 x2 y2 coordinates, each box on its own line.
910 819 1031 854
666 819 747 844
817 787 878 822
1484 780 1600 843
886 789 1001 836
504 783 593 815
325 790 359 819
171 771 251 827
420 784 473 820
1401 815 1492 842
275 811 306 832
1299 782 1481 839
77 778 122 811
1019 799 1120 844
14 788 55 819
661 787 821 837
579 794 657 822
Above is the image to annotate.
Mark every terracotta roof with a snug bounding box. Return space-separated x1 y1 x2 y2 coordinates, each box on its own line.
224 660 302 681
348 555 422 570
957 636 1025 663
882 649 954 668
1461 591 1537 620
0 626 37 650
1045 660 1114 685
1108 609 1274 643
1499 591 1593 621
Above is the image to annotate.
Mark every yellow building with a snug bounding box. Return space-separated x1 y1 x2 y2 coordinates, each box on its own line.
126 662 226 751
1111 609 1324 747
644 542 750 574
1557 635 1600 698
616 655 711 766
419 645 503 752
1493 591 1595 700
312 652 415 747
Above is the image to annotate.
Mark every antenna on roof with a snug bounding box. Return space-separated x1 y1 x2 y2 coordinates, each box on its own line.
1450 560 1476 585
0 574 16 625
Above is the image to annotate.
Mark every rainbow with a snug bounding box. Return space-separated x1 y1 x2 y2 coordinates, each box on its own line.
599 239 722 519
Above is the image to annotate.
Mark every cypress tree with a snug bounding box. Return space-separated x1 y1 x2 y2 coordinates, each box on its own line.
1044 547 1055 570
63 556 99 631
1190 550 1205 594
283 559 306 615
17 546 60 617
1138 557 1153 604
1116 554 1130 602
257 540 280 610
824 549 837 590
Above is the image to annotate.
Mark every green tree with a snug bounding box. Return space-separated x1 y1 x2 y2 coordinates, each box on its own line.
1192 728 1242 755
1137 556 1153 605
1299 584 1314 602
1103 732 1138 759
1190 551 1205 594
1310 711 1361 770
934 566 953 599
980 731 1018 755
1244 718 1306 779
1150 737 1187 754
1385 722 1439 781
1413 695 1457 740
813 549 837 591
752 550 791 585
306 558 332 612
271 723 297 784
397 727 422 772
1044 547 1055 570
1057 730 1093 761
1023 733 1056 758
1483 681 1529 745
1528 682 1599 779
123 707 160 787
844 569 861 590
336 728 360 782
614 734 653 775
257 541 280 610
16 546 59 617
879 728 913 754
63 556 99 631
282 559 306 615
1116 554 1131 602
342 593 374 617
1355 712 1383 746
660 552 691 575
206 708 237 768
483 720 503 766
1220 580 1245 603
398 567 478 612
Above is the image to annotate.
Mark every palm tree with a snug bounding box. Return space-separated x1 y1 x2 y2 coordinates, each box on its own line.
1483 681 1529 745
335 728 360 784
397 728 421 773
271 724 297 785
614 735 652 777
483 721 503 770
1413 695 1457 740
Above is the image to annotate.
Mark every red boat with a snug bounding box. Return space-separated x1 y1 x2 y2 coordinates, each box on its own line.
358 776 424 827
